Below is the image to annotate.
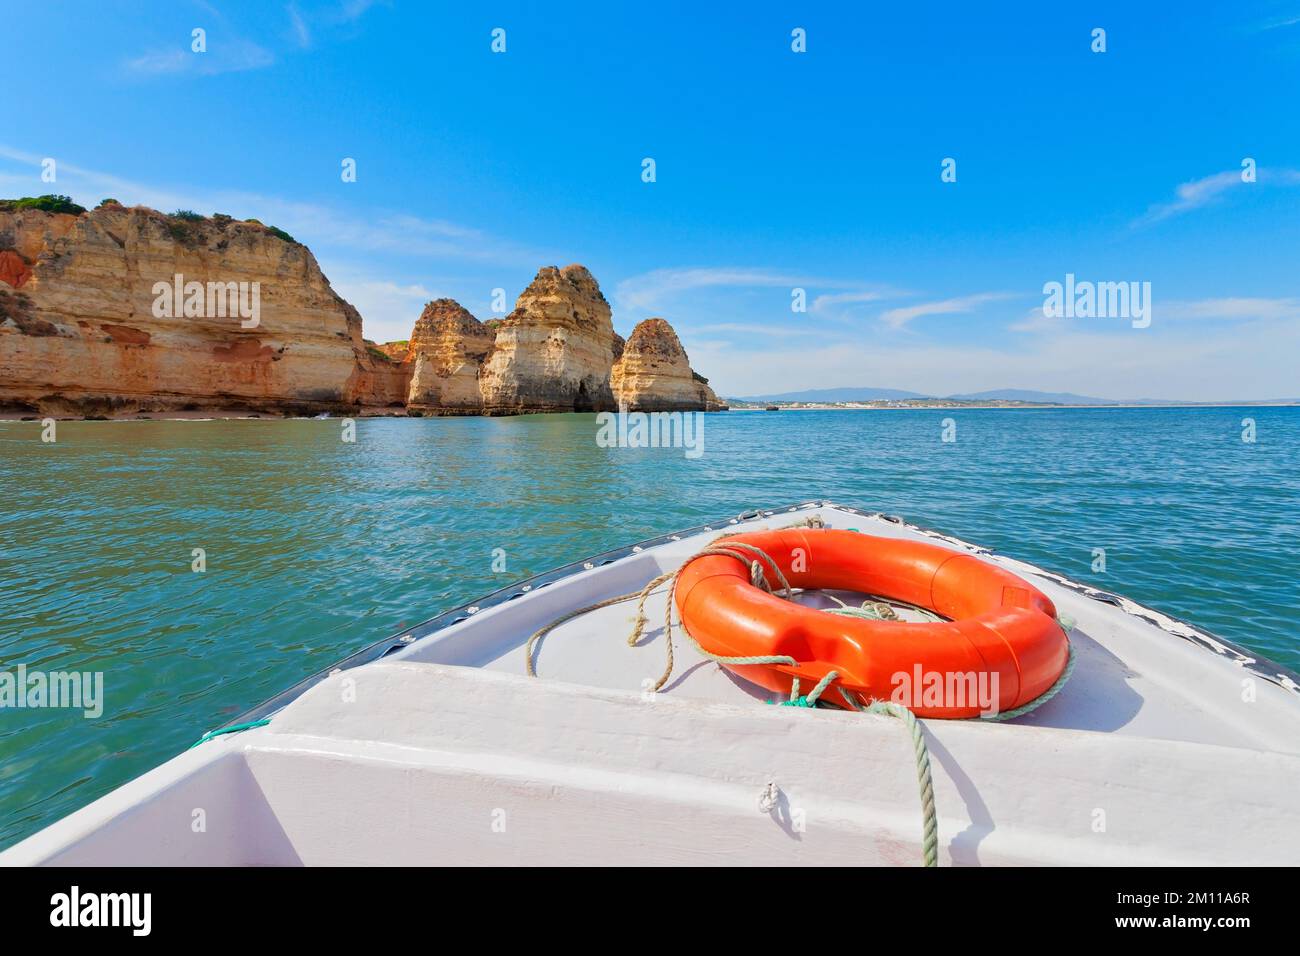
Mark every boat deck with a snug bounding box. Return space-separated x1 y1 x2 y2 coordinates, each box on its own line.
386 503 1300 755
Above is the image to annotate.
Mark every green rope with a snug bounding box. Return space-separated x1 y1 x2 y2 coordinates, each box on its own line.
979 639 1076 722
835 689 939 867
774 669 838 708
822 593 945 624
773 605 1077 867
189 719 271 749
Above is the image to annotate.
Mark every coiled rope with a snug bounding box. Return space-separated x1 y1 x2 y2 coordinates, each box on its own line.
526 516 824 690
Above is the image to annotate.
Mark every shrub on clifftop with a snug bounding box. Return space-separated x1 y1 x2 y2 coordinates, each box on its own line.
0 195 87 215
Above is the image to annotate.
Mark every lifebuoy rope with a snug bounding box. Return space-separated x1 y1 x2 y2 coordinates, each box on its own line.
525 516 823 686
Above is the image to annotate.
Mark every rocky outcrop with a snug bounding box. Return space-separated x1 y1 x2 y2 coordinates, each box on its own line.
405 299 494 414
0 250 32 289
478 265 619 414
0 204 406 416
611 317 722 411
371 340 410 363
0 203 721 417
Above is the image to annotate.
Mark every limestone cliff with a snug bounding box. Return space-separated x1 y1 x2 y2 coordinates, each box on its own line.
611 317 723 411
0 202 721 418
405 299 494 414
0 204 405 416
478 265 619 414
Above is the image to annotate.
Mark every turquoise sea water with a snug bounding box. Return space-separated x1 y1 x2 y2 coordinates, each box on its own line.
1 406 1298 849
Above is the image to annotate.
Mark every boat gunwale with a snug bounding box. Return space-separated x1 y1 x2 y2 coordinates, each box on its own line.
217 499 1300 735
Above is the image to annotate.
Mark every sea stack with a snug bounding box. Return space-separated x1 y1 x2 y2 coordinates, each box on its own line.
611 317 722 411
404 298 495 415
477 265 620 415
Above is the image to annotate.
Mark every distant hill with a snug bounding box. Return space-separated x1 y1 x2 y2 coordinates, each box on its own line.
732 387 929 403
944 389 1121 405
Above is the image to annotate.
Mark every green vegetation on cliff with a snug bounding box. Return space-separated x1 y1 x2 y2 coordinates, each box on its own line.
0 195 87 215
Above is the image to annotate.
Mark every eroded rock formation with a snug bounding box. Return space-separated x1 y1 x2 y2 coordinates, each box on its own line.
0 203 720 417
405 299 494 414
0 205 407 416
611 317 723 411
478 265 620 414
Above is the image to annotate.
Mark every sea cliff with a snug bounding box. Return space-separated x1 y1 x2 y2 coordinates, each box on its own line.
0 201 720 417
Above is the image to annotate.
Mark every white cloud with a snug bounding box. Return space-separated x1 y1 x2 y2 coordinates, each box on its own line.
336 0 385 22
0 144 543 265
122 0 384 77
1255 13 1300 30
287 4 312 48
810 290 890 313
1008 305 1068 334
614 267 811 312
1137 170 1243 224
124 40 275 76
1011 296 1300 334
697 314 1300 401
690 322 809 338
613 266 898 316
1162 297 1300 321
328 277 437 343
1136 166 1300 225
880 292 1015 329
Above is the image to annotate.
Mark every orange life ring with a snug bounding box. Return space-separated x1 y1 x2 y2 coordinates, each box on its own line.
674 528 1069 718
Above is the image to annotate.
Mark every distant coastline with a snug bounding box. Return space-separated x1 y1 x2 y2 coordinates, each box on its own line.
726 400 1300 412
5 400 1299 422
729 387 1300 408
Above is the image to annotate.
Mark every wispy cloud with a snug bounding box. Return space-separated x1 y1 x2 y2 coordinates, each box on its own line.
880 292 1015 329
1137 170 1243 224
613 266 900 318
336 0 385 22
1253 12 1300 31
809 289 894 318
1010 296 1300 334
615 267 813 312
122 0 384 77
124 39 275 77
327 276 438 341
287 4 312 48
1165 297 1300 321
1135 166 1300 225
691 322 809 338
1008 305 1068 335
0 144 545 266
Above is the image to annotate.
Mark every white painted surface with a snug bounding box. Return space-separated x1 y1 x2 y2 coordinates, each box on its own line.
5 503 1298 866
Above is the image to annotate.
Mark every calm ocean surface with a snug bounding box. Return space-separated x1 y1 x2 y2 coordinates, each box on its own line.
2 406 1298 848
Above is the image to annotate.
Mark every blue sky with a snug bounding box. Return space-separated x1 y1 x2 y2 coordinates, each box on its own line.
3 1 1300 399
